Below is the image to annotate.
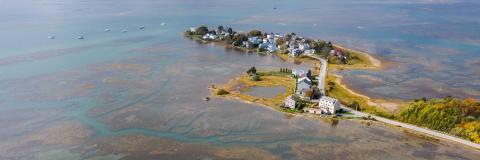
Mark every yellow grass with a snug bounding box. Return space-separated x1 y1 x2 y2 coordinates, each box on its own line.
212 73 296 111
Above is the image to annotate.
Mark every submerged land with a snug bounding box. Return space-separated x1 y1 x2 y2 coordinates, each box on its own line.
186 25 480 148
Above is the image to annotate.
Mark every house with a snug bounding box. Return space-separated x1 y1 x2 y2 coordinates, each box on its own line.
274 33 285 38
259 43 270 49
262 39 268 43
330 49 344 57
288 48 302 57
319 96 341 114
190 27 196 32
298 77 312 84
303 108 322 115
304 49 315 55
299 43 310 51
202 33 218 40
296 77 312 95
292 69 306 77
267 44 278 52
284 95 297 109
266 33 274 39
248 36 260 44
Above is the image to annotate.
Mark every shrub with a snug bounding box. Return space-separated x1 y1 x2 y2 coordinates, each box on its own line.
215 89 229 95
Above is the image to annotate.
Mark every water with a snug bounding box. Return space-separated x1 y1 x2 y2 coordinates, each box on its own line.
0 0 479 159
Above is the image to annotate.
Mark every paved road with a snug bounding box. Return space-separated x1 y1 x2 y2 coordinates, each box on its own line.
341 106 480 150
306 55 327 95
306 54 480 150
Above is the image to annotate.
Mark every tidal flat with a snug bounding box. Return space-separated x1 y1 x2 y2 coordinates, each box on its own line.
1 0 480 159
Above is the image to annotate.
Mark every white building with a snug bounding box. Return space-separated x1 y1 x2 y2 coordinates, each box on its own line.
304 49 315 55
267 44 278 52
288 48 302 57
292 69 306 77
319 96 341 114
202 33 218 40
284 95 296 109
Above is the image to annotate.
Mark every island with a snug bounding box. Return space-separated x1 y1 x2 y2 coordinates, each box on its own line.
185 25 480 147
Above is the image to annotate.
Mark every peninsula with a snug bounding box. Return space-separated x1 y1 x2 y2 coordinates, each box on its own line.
185 25 480 148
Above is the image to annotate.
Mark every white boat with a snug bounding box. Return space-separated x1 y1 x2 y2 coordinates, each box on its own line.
160 22 166 26
139 26 145 30
121 29 128 33
48 36 55 39
105 28 111 32
77 35 84 39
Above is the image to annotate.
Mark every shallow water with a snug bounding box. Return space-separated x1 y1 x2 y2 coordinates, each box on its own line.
243 86 286 99
0 0 479 159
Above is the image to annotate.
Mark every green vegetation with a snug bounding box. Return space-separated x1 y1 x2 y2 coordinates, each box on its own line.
215 88 230 95
396 97 480 143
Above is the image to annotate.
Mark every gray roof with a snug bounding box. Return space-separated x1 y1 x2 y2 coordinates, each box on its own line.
320 96 337 103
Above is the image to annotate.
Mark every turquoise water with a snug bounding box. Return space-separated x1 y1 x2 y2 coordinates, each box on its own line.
1 0 480 159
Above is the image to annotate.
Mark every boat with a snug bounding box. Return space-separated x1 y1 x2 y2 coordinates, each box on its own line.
204 97 210 101
139 26 145 30
160 22 166 26
48 36 55 39
105 28 111 32
121 29 128 33
77 35 84 39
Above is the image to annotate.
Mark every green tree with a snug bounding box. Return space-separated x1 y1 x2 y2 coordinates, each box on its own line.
195 26 209 35
248 30 262 37
217 25 224 32
246 67 257 75
232 33 247 46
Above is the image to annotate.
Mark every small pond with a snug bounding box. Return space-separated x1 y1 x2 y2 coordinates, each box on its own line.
243 86 286 98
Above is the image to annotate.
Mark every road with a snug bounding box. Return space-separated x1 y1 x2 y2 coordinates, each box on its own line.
306 54 480 150
342 106 480 150
305 55 327 95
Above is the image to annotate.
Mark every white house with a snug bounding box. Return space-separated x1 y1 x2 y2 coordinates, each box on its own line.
267 44 278 52
284 95 296 109
190 27 196 32
288 48 302 57
304 49 315 55
248 36 260 44
292 69 306 77
202 33 218 40
319 96 341 114
298 77 312 84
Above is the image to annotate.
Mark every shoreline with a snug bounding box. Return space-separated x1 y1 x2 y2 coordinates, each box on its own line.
184 27 480 148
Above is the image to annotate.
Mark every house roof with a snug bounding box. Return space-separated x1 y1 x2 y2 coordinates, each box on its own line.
320 96 337 103
298 77 311 83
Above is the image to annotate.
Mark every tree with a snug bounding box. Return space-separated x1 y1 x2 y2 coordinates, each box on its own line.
349 101 361 111
327 81 335 92
215 89 229 95
227 27 233 34
246 67 257 75
276 38 285 45
233 33 247 46
248 30 262 37
218 25 224 32
306 70 312 79
195 26 209 35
